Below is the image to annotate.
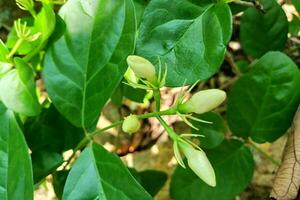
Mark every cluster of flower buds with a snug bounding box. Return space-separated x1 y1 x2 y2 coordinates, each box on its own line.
123 55 228 187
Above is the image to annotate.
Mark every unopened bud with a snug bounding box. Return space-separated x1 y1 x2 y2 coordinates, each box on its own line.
178 89 226 114
179 142 216 187
122 114 141 134
126 55 156 82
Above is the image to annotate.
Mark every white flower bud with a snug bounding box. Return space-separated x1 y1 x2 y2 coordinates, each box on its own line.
122 114 141 134
126 55 156 82
178 89 226 114
179 142 216 187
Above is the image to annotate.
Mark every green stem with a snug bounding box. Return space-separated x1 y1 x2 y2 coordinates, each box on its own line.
153 89 161 112
63 108 177 168
248 141 280 166
156 116 179 141
6 38 23 59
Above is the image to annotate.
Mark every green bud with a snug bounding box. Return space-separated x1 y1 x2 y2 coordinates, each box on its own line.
126 55 156 82
178 89 226 114
179 141 216 187
122 114 141 134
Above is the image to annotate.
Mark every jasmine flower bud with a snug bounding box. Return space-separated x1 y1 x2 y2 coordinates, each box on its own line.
126 55 156 82
178 89 226 114
179 141 216 187
122 114 141 134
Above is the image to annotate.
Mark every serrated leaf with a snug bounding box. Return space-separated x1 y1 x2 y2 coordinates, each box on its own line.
44 0 136 129
62 143 152 200
136 1 232 86
170 140 254 200
227 52 300 143
0 57 41 116
0 102 34 200
240 0 288 58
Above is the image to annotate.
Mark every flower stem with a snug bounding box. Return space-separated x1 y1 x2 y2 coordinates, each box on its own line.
6 38 23 59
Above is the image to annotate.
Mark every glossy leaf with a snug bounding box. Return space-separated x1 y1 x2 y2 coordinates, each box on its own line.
227 52 300 143
44 0 136 128
170 140 254 200
0 57 41 116
240 0 288 58
137 1 232 86
191 112 225 149
62 143 152 200
0 103 34 200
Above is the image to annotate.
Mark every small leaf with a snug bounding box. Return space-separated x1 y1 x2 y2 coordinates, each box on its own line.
0 102 34 200
44 0 136 128
0 57 41 116
270 106 300 200
227 52 300 143
170 140 254 200
240 0 288 58
191 112 225 149
62 143 152 200
137 1 232 86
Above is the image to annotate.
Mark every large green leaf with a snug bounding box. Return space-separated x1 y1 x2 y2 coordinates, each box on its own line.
62 143 152 200
170 140 254 200
136 1 232 86
24 105 84 153
191 112 225 149
227 52 300 143
44 0 136 129
0 57 41 116
240 0 288 58
0 103 34 200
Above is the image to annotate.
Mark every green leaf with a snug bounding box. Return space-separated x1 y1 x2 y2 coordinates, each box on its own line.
44 0 136 128
191 112 225 149
31 151 63 183
289 15 300 37
292 0 300 12
240 0 288 58
139 170 168 197
53 170 69 199
137 2 232 86
62 143 152 200
0 57 41 116
24 105 84 153
0 102 34 200
170 139 254 200
227 52 300 143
